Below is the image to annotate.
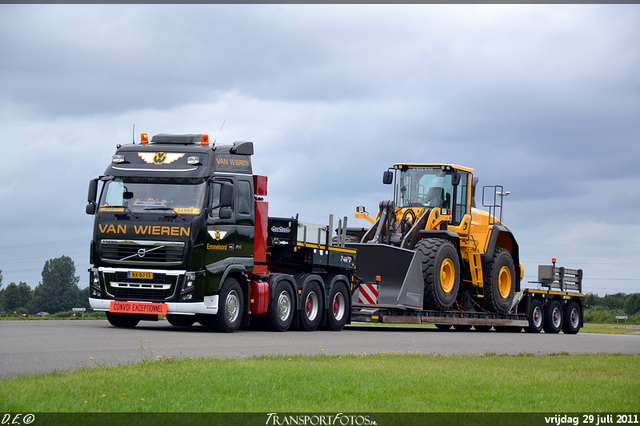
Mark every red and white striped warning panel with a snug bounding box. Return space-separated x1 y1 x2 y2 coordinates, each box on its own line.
357 283 378 305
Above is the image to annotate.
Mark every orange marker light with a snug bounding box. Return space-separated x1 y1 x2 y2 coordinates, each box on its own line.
201 134 209 146
552 258 557 264
375 276 381 282
141 133 149 144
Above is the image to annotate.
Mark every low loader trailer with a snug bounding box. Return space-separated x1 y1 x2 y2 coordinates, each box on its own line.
352 259 584 334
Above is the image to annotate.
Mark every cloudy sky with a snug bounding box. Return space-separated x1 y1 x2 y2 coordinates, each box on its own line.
0 4 638 296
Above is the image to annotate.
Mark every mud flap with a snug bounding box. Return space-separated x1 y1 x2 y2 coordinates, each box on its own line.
347 243 424 309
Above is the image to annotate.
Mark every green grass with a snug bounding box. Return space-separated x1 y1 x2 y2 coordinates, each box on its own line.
1 353 638 413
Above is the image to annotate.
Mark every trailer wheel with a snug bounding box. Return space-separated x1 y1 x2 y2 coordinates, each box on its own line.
525 299 544 333
453 324 472 331
106 312 140 328
562 301 581 335
268 281 295 332
209 278 243 333
435 324 452 330
543 300 563 334
325 283 349 331
299 282 323 331
166 314 195 327
417 238 460 311
480 248 515 314
474 326 492 332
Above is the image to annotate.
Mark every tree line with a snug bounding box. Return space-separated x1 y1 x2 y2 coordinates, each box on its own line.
584 292 640 324
0 256 90 315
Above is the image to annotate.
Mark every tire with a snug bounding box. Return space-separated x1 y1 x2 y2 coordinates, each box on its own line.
166 314 195 327
325 282 349 331
435 324 452 330
416 238 460 311
453 324 472 331
480 248 516 313
267 281 295 332
562 301 581 334
525 299 544 333
543 300 563 334
299 282 323 331
474 325 492 332
209 278 243 333
106 312 140 328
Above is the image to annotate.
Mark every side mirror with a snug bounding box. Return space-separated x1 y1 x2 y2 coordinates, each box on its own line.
452 171 461 186
86 178 99 215
382 171 393 185
219 207 233 220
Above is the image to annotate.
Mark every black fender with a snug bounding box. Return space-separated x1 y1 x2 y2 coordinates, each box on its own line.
481 225 521 292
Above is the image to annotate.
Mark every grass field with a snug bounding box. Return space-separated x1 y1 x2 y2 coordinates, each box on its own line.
1 353 638 413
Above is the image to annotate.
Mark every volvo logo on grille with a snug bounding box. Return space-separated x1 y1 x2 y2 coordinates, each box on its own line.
137 248 146 258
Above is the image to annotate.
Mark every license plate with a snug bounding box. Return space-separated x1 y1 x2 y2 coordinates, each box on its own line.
109 301 167 315
128 271 153 279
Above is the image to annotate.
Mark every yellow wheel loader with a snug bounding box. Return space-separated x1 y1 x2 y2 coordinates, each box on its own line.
348 163 523 314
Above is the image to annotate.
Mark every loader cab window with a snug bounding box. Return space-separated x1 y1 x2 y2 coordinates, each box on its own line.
452 171 470 226
396 167 452 210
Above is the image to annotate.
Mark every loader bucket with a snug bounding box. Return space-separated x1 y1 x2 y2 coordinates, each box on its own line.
347 243 424 309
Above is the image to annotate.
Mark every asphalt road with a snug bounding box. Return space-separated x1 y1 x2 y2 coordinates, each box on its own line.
1 320 639 379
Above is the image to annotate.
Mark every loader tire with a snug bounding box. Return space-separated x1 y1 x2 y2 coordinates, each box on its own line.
480 248 515 314
417 238 460 311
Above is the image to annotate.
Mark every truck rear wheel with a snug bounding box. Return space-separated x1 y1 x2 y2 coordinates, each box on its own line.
325 282 349 331
543 300 563 334
268 281 295 332
562 301 581 334
209 278 243 333
417 238 460 311
480 248 515 314
300 282 323 331
525 299 543 333
106 312 140 328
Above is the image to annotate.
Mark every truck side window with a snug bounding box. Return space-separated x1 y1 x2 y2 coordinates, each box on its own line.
238 180 252 216
209 181 232 218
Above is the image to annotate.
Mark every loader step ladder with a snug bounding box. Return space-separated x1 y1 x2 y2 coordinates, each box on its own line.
468 251 484 297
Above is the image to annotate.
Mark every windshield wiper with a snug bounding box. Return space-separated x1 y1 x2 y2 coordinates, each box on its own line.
143 206 185 221
104 204 138 219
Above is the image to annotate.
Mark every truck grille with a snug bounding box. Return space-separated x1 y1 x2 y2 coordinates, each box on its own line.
100 240 185 265
101 268 182 302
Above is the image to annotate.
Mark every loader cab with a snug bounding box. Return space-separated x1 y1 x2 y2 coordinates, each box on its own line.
389 164 473 226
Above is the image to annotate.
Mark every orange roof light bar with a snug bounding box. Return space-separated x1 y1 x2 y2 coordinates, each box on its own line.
201 134 209 147
140 133 149 145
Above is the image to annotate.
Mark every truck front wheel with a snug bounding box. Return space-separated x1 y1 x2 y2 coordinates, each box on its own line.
106 312 140 328
209 278 243 333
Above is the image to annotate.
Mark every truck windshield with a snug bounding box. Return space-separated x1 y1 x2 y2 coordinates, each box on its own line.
99 177 206 215
397 167 453 209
